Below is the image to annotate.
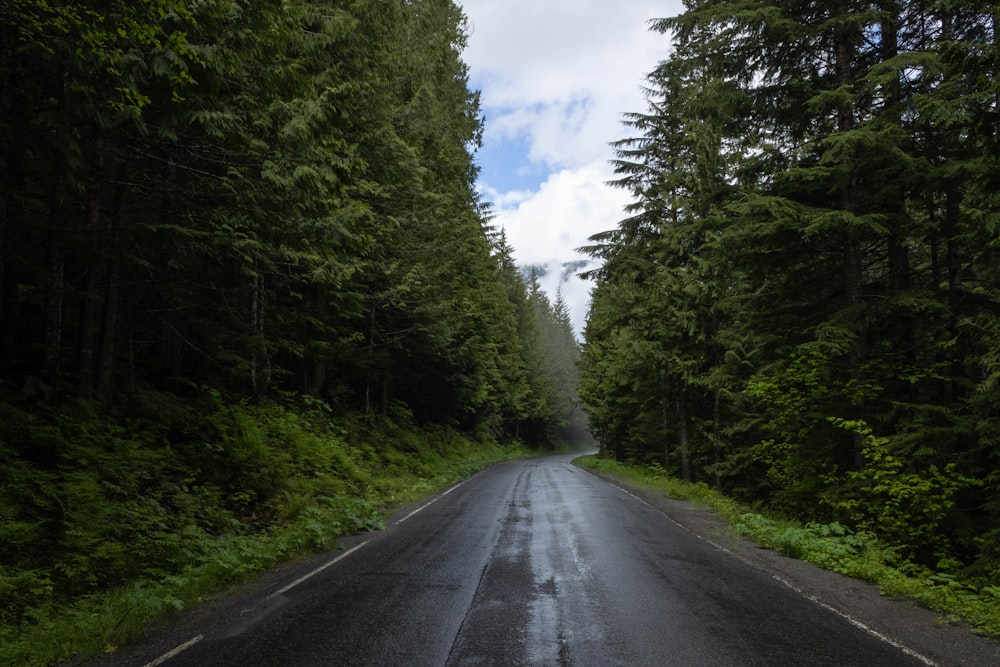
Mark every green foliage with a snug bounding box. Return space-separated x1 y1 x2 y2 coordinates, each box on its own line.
578 455 737 514
1 0 576 445
0 391 528 666
825 417 980 563
734 513 866 568
580 0 1000 581
0 1 586 662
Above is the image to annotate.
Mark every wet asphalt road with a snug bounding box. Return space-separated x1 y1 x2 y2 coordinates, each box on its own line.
112 454 928 666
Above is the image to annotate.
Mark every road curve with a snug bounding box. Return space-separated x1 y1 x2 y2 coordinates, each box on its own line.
97 454 964 666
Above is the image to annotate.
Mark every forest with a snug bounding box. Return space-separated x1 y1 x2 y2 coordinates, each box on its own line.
580 1 1000 587
0 1 581 661
6 0 1000 661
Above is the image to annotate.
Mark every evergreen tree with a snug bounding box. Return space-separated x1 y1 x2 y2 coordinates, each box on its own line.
582 0 1000 569
0 0 579 444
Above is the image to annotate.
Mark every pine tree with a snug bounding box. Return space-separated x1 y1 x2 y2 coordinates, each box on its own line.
582 0 1000 567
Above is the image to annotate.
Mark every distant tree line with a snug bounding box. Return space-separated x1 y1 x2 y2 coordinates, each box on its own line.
0 0 580 443
580 1 1000 575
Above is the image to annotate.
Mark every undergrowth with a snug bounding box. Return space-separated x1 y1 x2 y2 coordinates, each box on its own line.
0 390 529 666
575 455 1000 639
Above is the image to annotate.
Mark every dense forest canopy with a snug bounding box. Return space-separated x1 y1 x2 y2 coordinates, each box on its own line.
0 0 583 645
0 0 580 438
580 0 1000 578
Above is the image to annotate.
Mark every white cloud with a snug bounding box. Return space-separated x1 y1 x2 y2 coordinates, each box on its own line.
489 162 632 334
493 161 629 267
483 186 534 210
458 0 686 333
462 0 676 168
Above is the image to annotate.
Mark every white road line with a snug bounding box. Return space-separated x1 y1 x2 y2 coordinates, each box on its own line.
768 574 939 667
139 479 472 664
143 634 203 667
268 539 372 599
586 469 939 666
270 478 469 600
394 479 468 525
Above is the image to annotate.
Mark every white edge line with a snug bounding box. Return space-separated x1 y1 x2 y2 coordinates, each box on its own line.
273 478 469 598
140 479 472 664
769 574 939 667
394 479 468 525
269 478 469 599
586 469 939 667
143 634 203 667
269 539 371 598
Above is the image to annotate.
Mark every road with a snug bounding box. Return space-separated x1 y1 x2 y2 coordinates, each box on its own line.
98 453 994 666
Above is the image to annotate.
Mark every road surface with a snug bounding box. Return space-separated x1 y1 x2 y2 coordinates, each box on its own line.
97 454 997 666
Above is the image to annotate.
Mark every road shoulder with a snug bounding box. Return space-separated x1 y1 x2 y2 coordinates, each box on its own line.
578 464 1000 667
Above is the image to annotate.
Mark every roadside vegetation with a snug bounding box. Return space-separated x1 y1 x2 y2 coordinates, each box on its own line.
577 455 1000 639
0 393 541 667
0 2 583 665
578 2 1000 633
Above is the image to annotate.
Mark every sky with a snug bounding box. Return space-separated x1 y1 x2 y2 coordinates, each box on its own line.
458 0 686 336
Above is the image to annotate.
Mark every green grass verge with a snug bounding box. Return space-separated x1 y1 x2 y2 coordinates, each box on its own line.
0 397 532 667
575 455 1000 638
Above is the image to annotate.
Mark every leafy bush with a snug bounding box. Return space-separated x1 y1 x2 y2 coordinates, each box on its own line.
826 417 981 564
734 514 866 567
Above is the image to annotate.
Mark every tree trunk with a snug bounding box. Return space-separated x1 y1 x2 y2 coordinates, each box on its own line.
676 389 691 482
0 258 17 362
945 189 962 321
309 358 328 396
364 302 376 417
834 1 866 469
307 291 329 395
835 0 860 310
44 134 68 383
44 243 65 383
936 12 960 406
0 1 17 365
95 257 120 403
381 374 389 420
881 7 911 295
77 188 104 399
250 272 269 400
95 180 127 404
944 188 963 404
660 374 671 468
712 389 722 488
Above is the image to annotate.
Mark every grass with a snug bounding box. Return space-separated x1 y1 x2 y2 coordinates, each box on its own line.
0 398 534 667
574 455 1000 639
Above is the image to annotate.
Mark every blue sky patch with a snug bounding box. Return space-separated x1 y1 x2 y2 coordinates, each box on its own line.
474 127 547 194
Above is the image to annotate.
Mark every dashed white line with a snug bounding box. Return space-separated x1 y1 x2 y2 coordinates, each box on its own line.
268 539 372 598
394 478 468 525
143 477 470 664
143 634 203 667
